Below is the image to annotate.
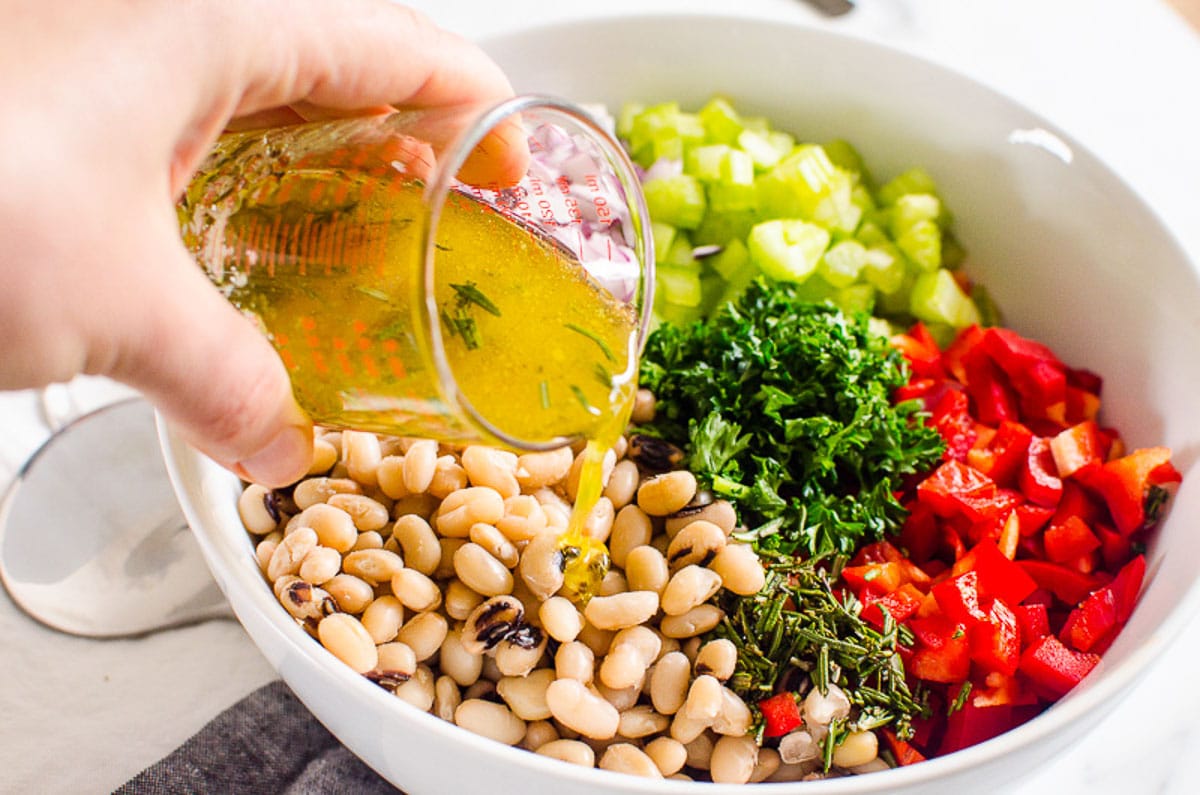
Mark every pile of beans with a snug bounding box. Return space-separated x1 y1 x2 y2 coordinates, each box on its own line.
237 391 886 783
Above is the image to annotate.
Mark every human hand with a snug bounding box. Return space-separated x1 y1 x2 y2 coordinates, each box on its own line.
0 0 514 486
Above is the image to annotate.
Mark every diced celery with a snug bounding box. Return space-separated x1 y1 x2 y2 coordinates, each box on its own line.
737 129 794 170
693 209 757 246
819 239 868 287
790 273 838 303
657 264 704 308
875 270 916 316
741 116 770 134
616 102 645 140
897 218 942 272
821 138 868 181
851 183 877 214
686 144 735 181
889 193 942 236
855 220 890 248
747 219 830 283
628 103 706 168
714 250 761 309
643 174 707 230
836 283 876 315
810 172 863 235
698 97 744 145
655 301 705 327
706 180 757 214
707 238 751 280
651 222 677 265
877 167 938 206
910 270 981 328
663 232 697 269
861 243 906 294
648 131 684 164
755 145 841 221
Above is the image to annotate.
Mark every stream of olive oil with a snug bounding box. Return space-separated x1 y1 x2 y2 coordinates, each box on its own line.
180 129 639 599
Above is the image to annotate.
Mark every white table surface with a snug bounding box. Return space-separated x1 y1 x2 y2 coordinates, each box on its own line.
2 1 1197 792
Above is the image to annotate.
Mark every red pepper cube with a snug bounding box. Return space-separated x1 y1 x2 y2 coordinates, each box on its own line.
1060 586 1119 653
1094 523 1133 570
1049 420 1104 479
1043 515 1101 564
932 570 988 626
964 353 1020 426
970 598 1021 675
918 459 999 522
1064 385 1102 425
939 701 1043 755
1109 554 1146 624
861 583 925 629
930 388 978 463
882 728 927 767
952 541 1039 606
841 562 903 598
1019 437 1063 508
891 323 945 379
758 692 803 738
1013 603 1050 646
1018 635 1100 699
1016 504 1055 537
1085 447 1181 535
982 421 1034 488
942 324 986 384
1016 560 1103 607
909 615 972 683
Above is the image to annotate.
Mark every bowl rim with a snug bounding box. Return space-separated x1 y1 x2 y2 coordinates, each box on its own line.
163 11 1200 792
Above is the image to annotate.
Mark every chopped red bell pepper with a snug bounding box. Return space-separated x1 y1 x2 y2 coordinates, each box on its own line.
939 701 1043 755
1049 420 1104 479
1109 554 1146 624
951 541 1039 606
941 324 986 385
1060 585 1119 653
932 570 988 626
1013 603 1050 646
1083 447 1181 535
909 615 972 683
1093 523 1133 570
918 459 996 520
1019 437 1063 507
1018 635 1100 699
963 354 1020 426
1042 515 1101 564
882 728 927 767
841 562 904 598
892 323 945 379
1016 560 1104 606
862 582 925 629
979 421 1034 487
758 692 803 738
980 328 1067 420
1015 504 1055 537
970 597 1021 676
930 388 978 462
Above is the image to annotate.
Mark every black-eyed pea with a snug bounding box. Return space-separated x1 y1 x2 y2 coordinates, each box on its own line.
617 705 670 739
374 641 417 682
390 493 440 521
375 455 409 500
308 436 339 476
455 698 527 745
630 388 656 424
461 446 520 498
542 502 570 532
847 758 891 775
538 596 583 643
453 542 514 596
595 681 641 713
397 611 449 662
391 568 442 613
665 498 737 538
554 641 595 683
494 626 547 677
238 484 282 535
401 439 438 494
583 591 659 631
317 613 377 673
342 548 405 586
599 743 662 778
360 595 405 644
831 730 878 769
648 651 690 716
279 579 337 622
599 626 661 690
671 711 710 746
535 739 595 768
342 431 382 487
710 735 759 784
515 446 574 491
298 545 341 585
709 542 766 596
603 459 640 510
350 530 384 552
576 620 615 657
494 495 549 543
636 470 697 517
428 456 469 500
683 674 724 723
496 668 555 721
434 674 462 723
468 523 519 569
666 520 726 571
609 505 653 569
644 736 687 776
439 627 484 686
394 664 435 711
750 747 782 783
461 595 525 655
694 638 738 682
712 687 753 736
517 533 565 601
444 578 484 622
327 493 390 532
292 477 362 511
296 503 358 553
273 573 301 601
660 565 723 616
391 514 441 576
623 546 669 596
660 604 725 639
255 532 282 575
583 496 616 543
521 720 559 752
435 539 467 580
463 678 497 702
268 525 317 580
436 487 505 538
598 569 628 597
545 678 620 740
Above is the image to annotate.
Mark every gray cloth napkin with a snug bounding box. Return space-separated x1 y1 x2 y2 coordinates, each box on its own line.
115 680 401 794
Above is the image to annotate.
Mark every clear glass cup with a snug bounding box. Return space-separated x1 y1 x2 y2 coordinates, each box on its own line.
177 95 654 450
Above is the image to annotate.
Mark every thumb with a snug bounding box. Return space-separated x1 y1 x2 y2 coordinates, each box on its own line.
112 213 314 488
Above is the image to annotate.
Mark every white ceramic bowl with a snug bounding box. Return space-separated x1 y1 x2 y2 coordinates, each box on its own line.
160 13 1200 795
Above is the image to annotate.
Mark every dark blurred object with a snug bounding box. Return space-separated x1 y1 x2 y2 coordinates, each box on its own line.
800 0 855 16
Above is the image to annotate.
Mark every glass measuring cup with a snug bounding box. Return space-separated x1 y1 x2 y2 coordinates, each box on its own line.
177 95 654 451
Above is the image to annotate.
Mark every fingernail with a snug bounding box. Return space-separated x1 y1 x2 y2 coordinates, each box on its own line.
235 425 312 487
